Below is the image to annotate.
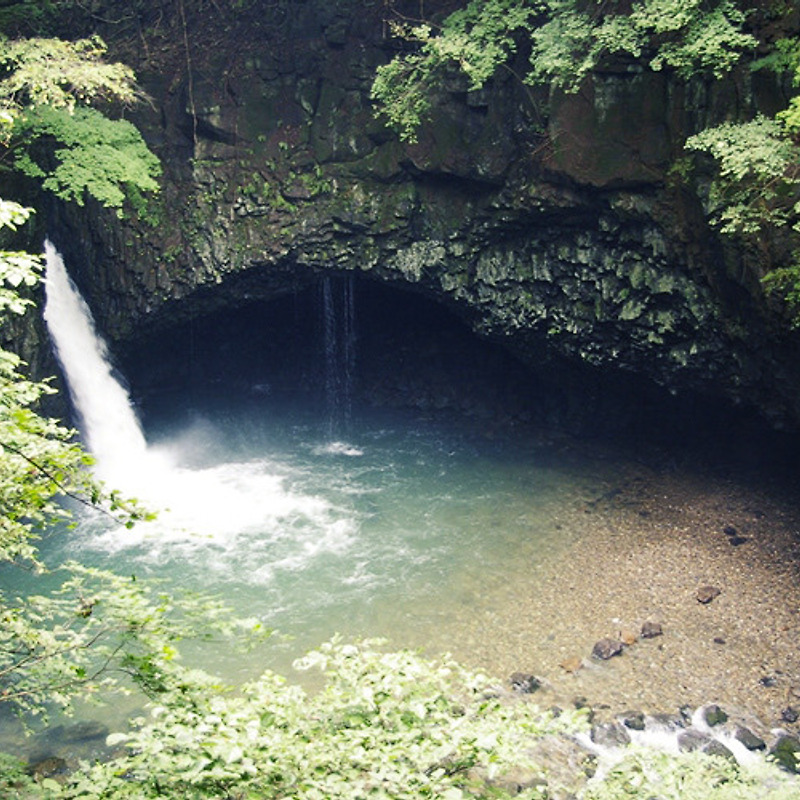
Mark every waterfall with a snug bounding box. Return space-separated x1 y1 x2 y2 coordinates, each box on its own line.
321 275 356 437
43 240 147 484
41 241 344 549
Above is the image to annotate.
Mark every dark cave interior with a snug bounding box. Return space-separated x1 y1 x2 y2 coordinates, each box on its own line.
111 275 800 476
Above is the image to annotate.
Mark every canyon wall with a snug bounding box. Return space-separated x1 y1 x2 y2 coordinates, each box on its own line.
45 0 800 431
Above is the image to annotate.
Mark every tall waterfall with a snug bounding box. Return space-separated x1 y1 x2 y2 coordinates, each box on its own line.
43 240 147 484
321 275 356 436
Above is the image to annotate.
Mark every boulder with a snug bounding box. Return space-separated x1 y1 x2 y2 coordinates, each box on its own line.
782 707 799 724
28 757 68 780
769 733 800 773
701 705 729 727
591 722 632 748
620 711 646 731
640 620 663 639
559 656 583 674
734 726 766 751
703 739 737 763
620 629 638 646
509 672 541 694
678 729 711 752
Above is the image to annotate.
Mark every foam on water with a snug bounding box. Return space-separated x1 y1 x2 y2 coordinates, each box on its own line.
576 705 773 784
312 441 365 457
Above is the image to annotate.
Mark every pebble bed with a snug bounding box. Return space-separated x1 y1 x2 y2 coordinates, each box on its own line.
434 444 800 736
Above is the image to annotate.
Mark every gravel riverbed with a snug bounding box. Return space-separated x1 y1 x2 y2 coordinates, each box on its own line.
431 444 800 734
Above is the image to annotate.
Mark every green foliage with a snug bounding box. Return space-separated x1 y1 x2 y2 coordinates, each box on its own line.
0 35 138 113
583 746 800 799
0 21 258 780
751 36 800 135
14 105 161 211
0 199 39 316
371 0 756 140
0 750 37 797
526 0 754 90
777 45 800 135
685 33 800 316
372 0 539 141
685 116 800 235
0 1 57 36
0 563 262 716
762 258 800 324
0 34 160 212
59 638 586 799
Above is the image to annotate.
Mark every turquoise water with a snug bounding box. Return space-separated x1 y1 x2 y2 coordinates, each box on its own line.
7 246 616 756
33 400 600 679
0 398 617 759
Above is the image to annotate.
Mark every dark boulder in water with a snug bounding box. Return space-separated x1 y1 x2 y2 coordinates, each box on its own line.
703 739 737 763
509 672 541 694
782 707 799 724
621 711 646 731
591 722 631 748
640 620 663 638
592 638 623 660
678 729 711 752
696 585 721 604
734 726 766 751
701 705 729 727
769 733 800 773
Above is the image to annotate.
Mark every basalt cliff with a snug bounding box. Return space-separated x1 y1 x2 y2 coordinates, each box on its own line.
32 0 800 442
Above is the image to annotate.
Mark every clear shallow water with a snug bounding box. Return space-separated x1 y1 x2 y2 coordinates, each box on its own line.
2 391 627 764
18 242 612 723
26 399 603 680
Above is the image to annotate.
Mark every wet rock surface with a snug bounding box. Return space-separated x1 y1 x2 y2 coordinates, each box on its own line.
591 722 631 748
509 672 542 694
701 704 729 727
640 620 662 639
591 638 624 661
770 734 800 773
696 585 722 604
734 726 766 751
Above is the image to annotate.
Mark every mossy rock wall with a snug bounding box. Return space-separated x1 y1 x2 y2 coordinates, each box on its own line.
46 0 800 430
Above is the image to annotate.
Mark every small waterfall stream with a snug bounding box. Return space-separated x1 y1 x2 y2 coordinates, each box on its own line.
42 241 338 544
321 275 356 437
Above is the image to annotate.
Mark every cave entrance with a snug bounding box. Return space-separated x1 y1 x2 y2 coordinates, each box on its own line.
119 271 798 471
121 274 543 438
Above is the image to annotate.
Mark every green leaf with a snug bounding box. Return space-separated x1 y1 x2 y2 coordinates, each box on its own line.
14 105 161 211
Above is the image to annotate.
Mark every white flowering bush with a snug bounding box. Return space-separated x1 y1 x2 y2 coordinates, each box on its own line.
58 638 586 799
